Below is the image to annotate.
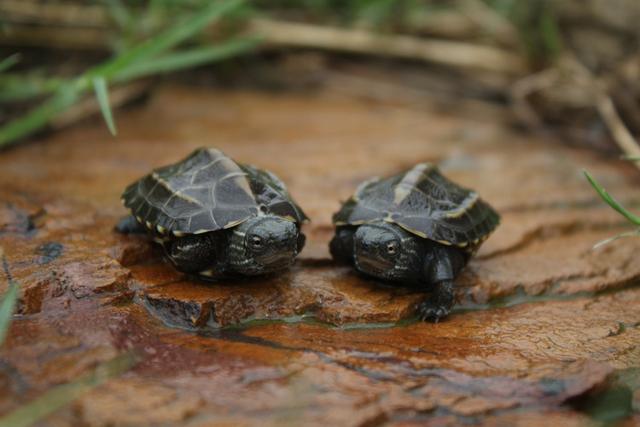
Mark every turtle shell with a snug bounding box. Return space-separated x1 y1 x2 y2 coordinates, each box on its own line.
122 148 307 235
333 163 499 248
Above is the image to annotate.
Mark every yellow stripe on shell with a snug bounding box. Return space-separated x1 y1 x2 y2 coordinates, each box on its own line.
444 193 479 218
151 172 201 205
393 221 428 239
199 269 216 277
223 217 250 229
393 163 434 205
435 239 453 246
206 148 224 157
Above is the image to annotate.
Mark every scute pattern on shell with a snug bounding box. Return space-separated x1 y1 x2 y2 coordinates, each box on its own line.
122 148 306 234
240 164 309 224
333 163 499 247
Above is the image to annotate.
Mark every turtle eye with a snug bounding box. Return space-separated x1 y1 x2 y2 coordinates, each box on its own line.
250 235 263 249
386 242 398 255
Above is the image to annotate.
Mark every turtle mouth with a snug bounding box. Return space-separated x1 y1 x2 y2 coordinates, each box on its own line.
256 251 296 270
355 255 394 275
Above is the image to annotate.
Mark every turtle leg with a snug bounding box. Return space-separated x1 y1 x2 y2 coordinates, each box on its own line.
166 233 223 276
329 226 356 264
115 215 146 234
416 244 466 323
297 231 306 254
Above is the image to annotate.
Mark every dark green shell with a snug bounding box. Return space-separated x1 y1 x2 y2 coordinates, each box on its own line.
122 148 308 236
333 163 499 248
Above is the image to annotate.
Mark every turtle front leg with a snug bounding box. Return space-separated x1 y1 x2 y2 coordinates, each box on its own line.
329 226 357 264
115 215 147 234
416 244 466 322
166 233 224 277
417 280 455 323
297 231 306 254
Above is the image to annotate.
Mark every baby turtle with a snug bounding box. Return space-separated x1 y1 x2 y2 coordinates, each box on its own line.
330 163 499 322
117 148 308 279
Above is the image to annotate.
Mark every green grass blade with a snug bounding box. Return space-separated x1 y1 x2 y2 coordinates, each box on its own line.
593 229 640 250
0 54 20 73
0 74 67 103
85 0 245 82
0 282 17 346
92 77 118 136
0 86 79 148
486 0 518 16
621 155 640 161
355 0 399 27
539 4 562 59
584 170 640 226
115 37 259 82
0 251 18 346
104 0 132 30
0 353 137 427
0 254 18 346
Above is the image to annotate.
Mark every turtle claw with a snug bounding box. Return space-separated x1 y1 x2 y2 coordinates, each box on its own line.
416 301 451 323
417 280 455 323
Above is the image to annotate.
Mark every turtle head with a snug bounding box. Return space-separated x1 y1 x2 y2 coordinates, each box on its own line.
229 216 300 275
353 223 418 280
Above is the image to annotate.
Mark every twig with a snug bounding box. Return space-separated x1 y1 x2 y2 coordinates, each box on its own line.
593 229 640 250
0 0 110 49
457 0 519 47
0 26 110 50
570 57 640 167
249 18 527 75
403 7 515 47
510 54 640 166
510 67 559 128
324 70 508 121
594 94 640 161
0 0 109 27
404 10 479 39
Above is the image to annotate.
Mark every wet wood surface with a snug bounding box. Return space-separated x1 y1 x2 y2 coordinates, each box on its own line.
1 84 639 426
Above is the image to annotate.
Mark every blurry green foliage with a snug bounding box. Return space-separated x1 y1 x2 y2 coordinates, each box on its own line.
255 0 423 28
584 170 640 248
0 353 137 427
0 257 18 346
0 0 256 147
0 0 566 147
484 0 562 62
